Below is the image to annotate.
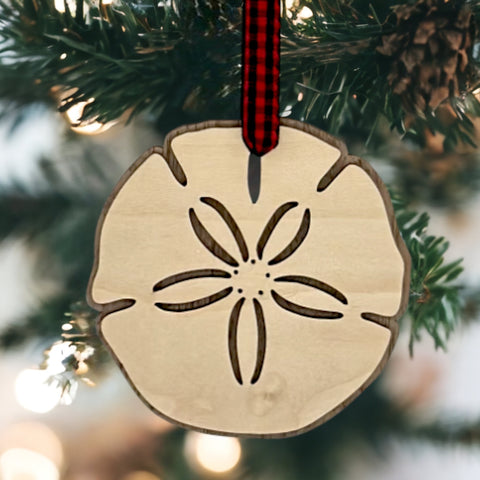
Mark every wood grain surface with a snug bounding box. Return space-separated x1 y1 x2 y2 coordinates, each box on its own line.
88 119 410 438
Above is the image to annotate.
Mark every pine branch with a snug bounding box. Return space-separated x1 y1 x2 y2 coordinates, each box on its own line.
1 0 480 145
0 0 244 128
0 292 75 348
391 193 464 354
0 147 110 348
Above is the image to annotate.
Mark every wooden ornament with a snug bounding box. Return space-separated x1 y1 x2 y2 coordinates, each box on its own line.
88 119 410 438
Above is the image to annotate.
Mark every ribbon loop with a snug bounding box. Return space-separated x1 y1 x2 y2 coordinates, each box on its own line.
242 0 281 157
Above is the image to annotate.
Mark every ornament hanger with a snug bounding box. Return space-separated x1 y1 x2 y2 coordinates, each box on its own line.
242 0 281 203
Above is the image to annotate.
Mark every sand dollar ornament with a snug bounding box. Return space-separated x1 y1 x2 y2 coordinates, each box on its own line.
88 0 410 438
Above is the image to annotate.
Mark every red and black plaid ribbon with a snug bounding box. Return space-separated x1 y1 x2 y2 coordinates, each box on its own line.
242 0 280 157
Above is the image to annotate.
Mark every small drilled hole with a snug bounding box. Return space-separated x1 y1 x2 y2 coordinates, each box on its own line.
251 259 256 264
265 273 270 278
238 288 243 294
234 270 239 275
258 290 264 295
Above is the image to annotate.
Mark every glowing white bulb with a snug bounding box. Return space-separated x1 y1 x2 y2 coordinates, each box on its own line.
0 448 59 480
65 100 114 135
47 342 76 374
15 369 62 413
54 0 65 11
65 101 89 123
54 0 78 13
185 432 241 474
283 0 295 17
298 6 313 19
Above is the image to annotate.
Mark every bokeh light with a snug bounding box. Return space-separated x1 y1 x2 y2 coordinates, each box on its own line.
185 432 241 474
15 369 62 413
0 422 63 468
0 448 59 480
123 471 161 480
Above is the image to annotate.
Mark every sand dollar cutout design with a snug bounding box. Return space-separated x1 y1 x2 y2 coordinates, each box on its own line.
88 119 410 438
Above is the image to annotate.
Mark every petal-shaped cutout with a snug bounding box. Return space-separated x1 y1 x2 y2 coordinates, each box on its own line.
271 290 343 319
228 298 268 386
201 197 249 262
156 287 233 312
153 269 232 306
271 275 349 315
274 275 348 305
267 209 311 266
189 208 239 267
153 268 231 292
251 299 267 385
257 202 298 260
228 298 245 385
257 203 310 264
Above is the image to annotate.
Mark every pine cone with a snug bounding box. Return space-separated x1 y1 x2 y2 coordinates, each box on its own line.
377 0 476 114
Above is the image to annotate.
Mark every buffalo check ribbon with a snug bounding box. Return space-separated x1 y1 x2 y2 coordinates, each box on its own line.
242 0 281 158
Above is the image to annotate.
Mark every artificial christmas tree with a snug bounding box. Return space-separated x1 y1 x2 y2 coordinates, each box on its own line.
0 0 478 478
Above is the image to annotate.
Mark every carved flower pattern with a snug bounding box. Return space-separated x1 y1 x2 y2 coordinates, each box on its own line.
90 121 409 437
153 196 348 386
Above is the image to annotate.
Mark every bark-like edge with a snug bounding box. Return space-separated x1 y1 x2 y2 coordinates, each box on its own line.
87 118 411 440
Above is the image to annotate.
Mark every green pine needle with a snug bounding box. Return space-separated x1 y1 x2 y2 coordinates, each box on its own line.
1 0 480 145
391 193 464 354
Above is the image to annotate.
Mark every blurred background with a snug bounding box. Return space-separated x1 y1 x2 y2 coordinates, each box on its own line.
1 0 480 478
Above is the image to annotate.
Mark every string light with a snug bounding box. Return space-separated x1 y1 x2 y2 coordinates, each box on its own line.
54 0 79 13
0 448 59 480
185 432 241 474
64 100 114 136
283 0 314 21
298 6 313 19
284 0 294 18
